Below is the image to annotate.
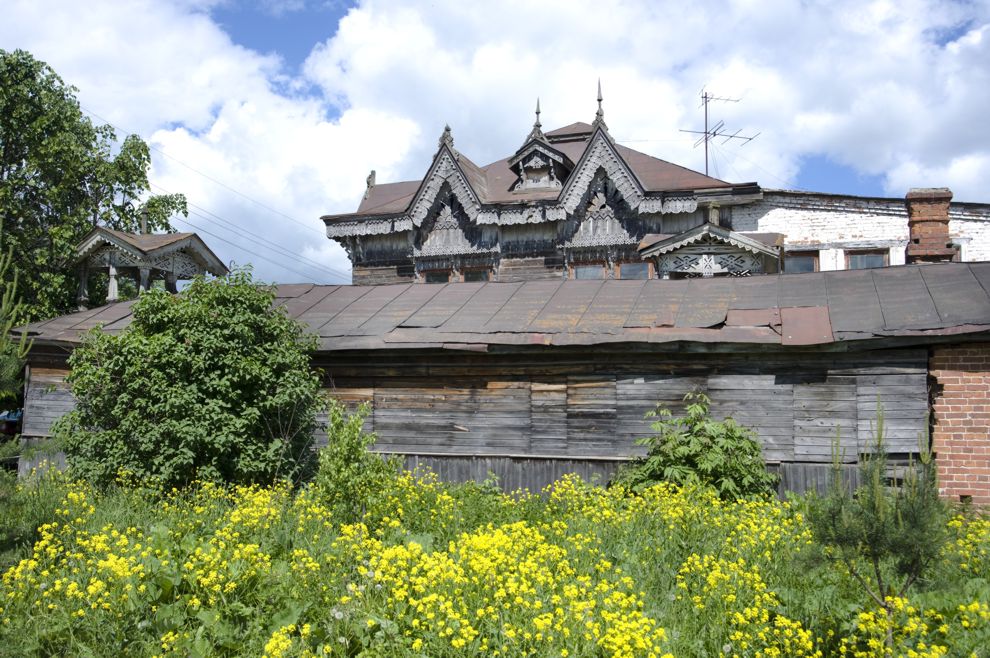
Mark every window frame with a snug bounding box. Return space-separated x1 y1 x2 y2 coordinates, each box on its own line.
615 261 652 280
845 249 889 270
422 269 452 284
570 262 607 280
785 250 820 274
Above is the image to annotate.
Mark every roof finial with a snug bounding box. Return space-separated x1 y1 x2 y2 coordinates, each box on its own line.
593 79 607 130
363 170 376 200
526 97 545 142
438 124 454 150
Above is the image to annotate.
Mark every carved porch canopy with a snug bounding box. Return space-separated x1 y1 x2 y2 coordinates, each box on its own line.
638 223 783 278
75 227 228 307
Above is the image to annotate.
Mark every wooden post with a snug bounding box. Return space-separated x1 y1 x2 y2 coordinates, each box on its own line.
76 263 89 311
107 262 119 302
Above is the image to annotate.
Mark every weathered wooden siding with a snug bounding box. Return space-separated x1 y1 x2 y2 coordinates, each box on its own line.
22 366 73 438
21 347 931 494
318 347 931 490
496 257 564 282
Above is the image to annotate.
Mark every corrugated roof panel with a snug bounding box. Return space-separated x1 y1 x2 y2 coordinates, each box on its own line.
921 264 990 326
576 280 647 332
967 262 990 297
356 284 444 335
273 283 315 300
728 276 780 310
529 281 602 332
824 270 884 333
321 284 410 335
872 267 941 330
300 286 374 334
779 272 827 308
485 280 563 331
675 278 733 328
280 286 339 319
68 302 137 333
439 282 522 332
401 282 488 328
624 279 684 327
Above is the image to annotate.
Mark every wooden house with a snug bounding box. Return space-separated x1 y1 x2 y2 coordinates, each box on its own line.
20 262 990 502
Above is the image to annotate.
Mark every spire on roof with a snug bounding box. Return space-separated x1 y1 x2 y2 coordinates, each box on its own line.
438 124 454 150
593 79 608 131
526 97 545 142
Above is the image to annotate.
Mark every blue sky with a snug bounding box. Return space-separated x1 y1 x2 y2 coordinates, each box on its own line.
3 0 988 282
208 0 894 197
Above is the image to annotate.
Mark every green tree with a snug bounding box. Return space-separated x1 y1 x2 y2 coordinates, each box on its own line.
0 225 30 402
54 269 323 488
0 49 186 320
616 391 779 499
808 409 947 650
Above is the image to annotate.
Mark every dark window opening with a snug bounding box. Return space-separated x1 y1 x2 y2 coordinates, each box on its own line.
462 269 490 282
618 262 650 279
846 250 888 270
573 264 605 280
424 270 451 284
786 251 819 273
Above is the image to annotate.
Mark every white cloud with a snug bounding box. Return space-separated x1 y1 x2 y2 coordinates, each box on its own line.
2 0 989 285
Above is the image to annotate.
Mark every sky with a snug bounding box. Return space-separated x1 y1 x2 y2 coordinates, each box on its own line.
2 0 989 284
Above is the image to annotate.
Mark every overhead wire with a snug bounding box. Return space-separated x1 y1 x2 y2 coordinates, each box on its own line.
77 105 351 282
172 211 342 283
149 182 349 281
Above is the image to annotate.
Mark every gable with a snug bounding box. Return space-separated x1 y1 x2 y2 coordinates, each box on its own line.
407 146 483 226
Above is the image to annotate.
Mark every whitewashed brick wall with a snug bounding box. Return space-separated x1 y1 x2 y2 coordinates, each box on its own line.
733 191 990 266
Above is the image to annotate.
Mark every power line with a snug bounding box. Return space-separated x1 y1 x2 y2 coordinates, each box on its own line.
173 211 346 283
79 106 327 237
150 182 350 281
709 142 806 191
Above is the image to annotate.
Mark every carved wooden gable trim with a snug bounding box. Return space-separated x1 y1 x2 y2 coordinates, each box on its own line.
413 188 498 259
563 171 639 250
408 146 482 227
559 128 643 215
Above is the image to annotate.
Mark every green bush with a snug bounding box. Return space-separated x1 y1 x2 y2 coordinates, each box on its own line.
616 391 779 499
55 269 323 488
312 400 401 524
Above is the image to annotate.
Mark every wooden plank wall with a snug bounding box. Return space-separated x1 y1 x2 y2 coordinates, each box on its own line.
319 348 930 493
21 348 930 495
22 366 74 438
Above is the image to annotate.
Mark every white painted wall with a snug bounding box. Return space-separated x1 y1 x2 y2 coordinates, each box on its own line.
735 191 990 267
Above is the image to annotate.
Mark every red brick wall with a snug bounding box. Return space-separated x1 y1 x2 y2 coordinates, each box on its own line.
930 344 990 504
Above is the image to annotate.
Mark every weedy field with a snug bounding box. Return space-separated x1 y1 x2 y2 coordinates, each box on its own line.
0 467 988 658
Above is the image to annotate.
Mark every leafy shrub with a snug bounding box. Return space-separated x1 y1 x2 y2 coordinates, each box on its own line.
616 391 779 499
312 400 401 524
55 269 323 488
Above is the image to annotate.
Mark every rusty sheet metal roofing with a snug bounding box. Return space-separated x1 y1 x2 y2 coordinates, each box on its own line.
21 263 990 352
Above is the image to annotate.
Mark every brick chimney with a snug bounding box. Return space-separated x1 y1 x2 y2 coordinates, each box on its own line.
905 188 957 264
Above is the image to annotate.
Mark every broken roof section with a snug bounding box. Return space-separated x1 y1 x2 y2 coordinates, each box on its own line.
22 262 990 353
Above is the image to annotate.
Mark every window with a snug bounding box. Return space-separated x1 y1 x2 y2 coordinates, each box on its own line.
846 250 888 270
786 251 819 273
573 264 605 280
462 269 490 282
423 270 450 284
618 262 650 279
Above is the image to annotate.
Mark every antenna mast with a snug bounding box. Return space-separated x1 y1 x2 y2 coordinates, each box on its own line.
680 89 759 176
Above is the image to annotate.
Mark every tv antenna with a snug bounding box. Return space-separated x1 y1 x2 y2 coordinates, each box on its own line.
680 89 760 176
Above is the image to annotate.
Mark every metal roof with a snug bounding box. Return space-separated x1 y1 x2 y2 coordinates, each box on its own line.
21 262 990 353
